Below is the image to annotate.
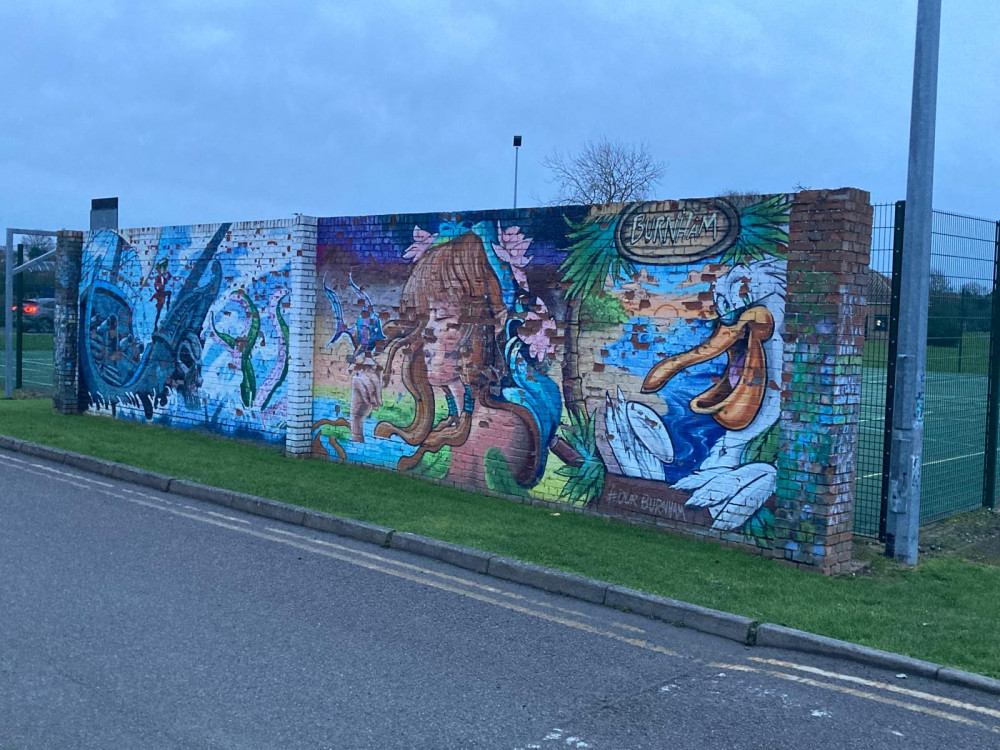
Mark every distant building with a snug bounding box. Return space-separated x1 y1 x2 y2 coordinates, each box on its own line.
862 267 892 338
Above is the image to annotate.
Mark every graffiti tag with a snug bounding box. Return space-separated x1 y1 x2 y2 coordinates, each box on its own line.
615 199 739 265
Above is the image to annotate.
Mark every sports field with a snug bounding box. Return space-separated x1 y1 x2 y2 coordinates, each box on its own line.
855 366 992 535
0 349 54 392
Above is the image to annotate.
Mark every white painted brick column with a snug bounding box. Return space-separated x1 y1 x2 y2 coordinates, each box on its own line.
284 215 318 456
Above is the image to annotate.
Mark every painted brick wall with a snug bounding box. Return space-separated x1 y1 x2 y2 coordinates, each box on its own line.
309 195 861 560
53 230 85 414
775 188 873 573
76 220 300 443
54 190 871 572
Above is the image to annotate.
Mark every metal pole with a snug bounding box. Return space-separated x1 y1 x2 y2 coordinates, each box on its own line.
981 219 1000 510
15 244 23 390
879 201 906 541
885 0 941 564
958 288 965 373
4 229 12 399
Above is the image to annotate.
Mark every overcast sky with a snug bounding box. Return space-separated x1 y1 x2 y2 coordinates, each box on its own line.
1 0 997 232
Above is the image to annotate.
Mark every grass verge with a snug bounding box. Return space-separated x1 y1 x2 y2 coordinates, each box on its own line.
2 399 998 679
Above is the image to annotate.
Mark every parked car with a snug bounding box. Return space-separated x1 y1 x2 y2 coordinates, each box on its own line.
10 297 55 332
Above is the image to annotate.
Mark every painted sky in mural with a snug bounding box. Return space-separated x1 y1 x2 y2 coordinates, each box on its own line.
79 224 292 442
312 196 791 545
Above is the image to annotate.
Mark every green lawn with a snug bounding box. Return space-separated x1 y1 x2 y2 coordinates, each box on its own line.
2 399 998 679
864 331 992 375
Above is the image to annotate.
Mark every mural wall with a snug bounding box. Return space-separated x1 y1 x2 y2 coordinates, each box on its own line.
311 196 792 546
79 221 295 443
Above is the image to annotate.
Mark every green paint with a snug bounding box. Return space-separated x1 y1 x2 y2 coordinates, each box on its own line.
212 290 260 409
556 408 606 507
319 422 351 444
260 293 290 410
559 213 634 301
742 421 779 465
720 194 791 265
743 507 775 549
580 292 629 332
484 447 528 498
412 445 452 480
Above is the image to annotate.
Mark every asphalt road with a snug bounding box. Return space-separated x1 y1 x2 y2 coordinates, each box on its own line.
1 448 998 749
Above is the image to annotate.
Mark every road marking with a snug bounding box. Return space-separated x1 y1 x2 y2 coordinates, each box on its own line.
709 663 1000 735
264 527 598 621
611 621 646 634
7 452 1000 735
748 657 1000 720
1 456 109 493
923 450 983 467
206 510 251 524
118 487 176 506
2 461 680 659
861 448 985 480
25 460 115 488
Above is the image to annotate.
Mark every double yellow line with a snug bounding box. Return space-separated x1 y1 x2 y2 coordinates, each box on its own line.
707 658 1000 734
4 453 999 736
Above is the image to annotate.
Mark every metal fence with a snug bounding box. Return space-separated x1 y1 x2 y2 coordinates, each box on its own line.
0 241 55 395
855 202 1000 537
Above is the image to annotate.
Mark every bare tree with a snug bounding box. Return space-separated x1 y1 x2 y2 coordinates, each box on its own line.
929 268 951 296
542 137 665 205
16 235 55 261
718 189 766 209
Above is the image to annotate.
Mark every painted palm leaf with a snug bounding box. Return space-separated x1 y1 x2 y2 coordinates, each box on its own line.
559 213 635 301
721 194 792 265
557 408 606 506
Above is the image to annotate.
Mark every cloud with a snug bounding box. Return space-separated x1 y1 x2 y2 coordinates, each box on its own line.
0 0 996 231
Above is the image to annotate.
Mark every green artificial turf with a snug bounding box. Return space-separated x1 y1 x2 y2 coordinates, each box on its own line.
2 399 998 679
0 333 54 351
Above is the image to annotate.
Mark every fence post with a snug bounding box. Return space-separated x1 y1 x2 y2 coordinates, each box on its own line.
983 219 1000 510
15 244 23 389
773 188 873 574
878 201 905 539
52 230 84 414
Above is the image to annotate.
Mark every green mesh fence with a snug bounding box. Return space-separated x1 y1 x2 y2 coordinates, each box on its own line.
0 244 55 395
854 203 896 537
854 205 1000 536
919 210 997 522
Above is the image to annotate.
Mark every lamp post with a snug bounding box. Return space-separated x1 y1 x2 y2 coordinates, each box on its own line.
512 135 522 209
885 0 941 564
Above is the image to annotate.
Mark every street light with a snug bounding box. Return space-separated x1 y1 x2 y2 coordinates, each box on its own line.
512 135 522 209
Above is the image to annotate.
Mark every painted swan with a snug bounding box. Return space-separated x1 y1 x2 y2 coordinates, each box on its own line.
604 386 674 480
610 258 786 531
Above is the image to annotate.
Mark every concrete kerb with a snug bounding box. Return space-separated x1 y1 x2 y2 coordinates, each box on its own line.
936 667 1000 696
301 513 393 548
18 441 71 464
755 624 942 679
390 532 493 573
487 557 609 604
3 437 1000 697
170 480 307 528
0 435 27 453
605 585 755 644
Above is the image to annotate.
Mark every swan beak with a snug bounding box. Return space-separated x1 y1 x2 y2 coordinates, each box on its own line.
641 306 775 431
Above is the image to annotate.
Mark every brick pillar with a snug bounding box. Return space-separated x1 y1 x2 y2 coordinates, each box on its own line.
774 188 873 574
284 215 318 456
52 229 84 414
